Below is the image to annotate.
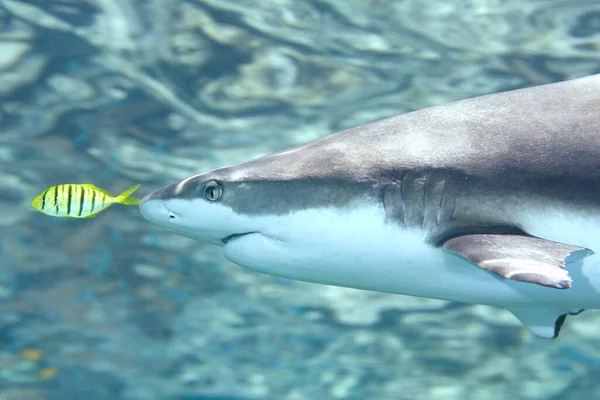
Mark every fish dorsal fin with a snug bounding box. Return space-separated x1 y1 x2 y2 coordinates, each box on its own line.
506 306 577 339
442 234 591 289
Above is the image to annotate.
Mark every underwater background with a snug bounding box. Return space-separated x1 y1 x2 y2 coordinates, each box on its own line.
2 0 600 399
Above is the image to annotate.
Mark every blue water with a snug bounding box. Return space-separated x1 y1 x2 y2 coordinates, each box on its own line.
2 0 600 399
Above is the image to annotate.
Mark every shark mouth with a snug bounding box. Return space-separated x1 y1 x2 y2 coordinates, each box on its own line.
221 232 255 244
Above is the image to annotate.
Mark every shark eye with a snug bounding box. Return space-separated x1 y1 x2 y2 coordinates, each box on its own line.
202 180 222 202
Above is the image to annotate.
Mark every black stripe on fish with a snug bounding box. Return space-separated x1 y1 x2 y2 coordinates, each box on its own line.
41 188 48 210
66 185 72 215
53 186 58 211
90 188 96 214
78 186 85 216
100 192 107 208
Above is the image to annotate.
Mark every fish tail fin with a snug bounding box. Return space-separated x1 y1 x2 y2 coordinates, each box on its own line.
115 184 141 205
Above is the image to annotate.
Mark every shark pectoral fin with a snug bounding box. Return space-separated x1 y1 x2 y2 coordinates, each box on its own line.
507 306 571 339
442 234 592 289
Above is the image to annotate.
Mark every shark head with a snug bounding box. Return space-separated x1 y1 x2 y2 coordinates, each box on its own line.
140 173 259 246
139 143 385 247
139 161 407 298
137 144 398 290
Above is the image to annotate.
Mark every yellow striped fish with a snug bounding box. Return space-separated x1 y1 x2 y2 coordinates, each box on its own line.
31 184 141 218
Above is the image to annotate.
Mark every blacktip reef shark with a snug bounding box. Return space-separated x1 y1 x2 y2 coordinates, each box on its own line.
140 74 600 339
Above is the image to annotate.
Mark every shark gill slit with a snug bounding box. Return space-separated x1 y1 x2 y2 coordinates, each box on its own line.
414 172 426 228
450 175 469 221
398 173 407 225
421 171 431 229
423 172 447 229
437 177 448 226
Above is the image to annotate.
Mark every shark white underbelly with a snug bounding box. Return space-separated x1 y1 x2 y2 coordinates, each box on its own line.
222 204 600 310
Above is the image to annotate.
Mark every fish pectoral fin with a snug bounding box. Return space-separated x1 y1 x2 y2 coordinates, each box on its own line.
506 306 577 339
442 234 592 289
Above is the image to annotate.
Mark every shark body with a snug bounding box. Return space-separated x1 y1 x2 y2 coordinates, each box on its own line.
140 74 600 338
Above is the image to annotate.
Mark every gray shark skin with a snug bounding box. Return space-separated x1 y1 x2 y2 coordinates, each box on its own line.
140 74 600 339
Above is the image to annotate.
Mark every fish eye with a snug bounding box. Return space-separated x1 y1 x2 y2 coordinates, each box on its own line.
201 180 222 202
168 212 176 220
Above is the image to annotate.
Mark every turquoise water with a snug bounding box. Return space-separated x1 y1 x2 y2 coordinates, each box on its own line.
2 0 600 399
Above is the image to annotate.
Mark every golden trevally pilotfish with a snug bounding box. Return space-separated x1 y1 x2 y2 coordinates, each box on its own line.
31 184 140 218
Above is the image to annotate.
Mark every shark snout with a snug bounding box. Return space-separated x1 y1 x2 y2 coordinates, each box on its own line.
139 196 170 225
140 182 238 245
139 184 179 227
